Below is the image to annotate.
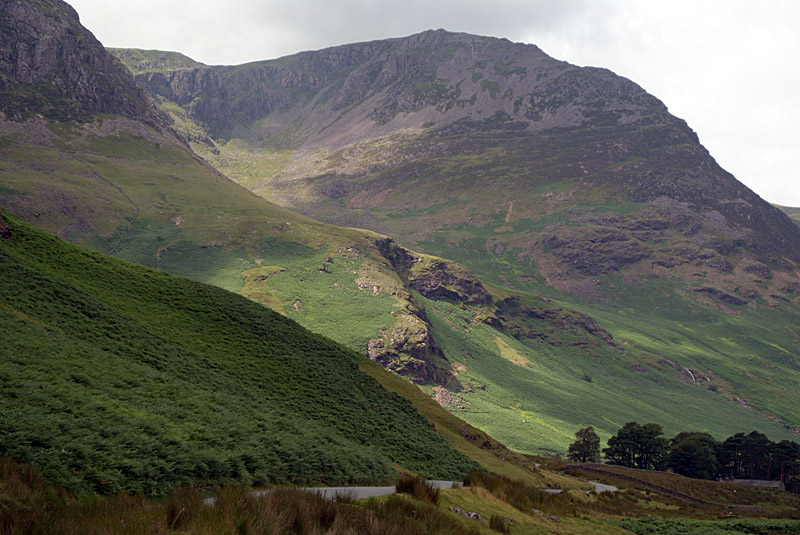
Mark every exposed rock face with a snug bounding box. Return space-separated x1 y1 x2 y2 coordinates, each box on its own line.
366 311 445 384
368 237 491 384
0 0 160 123
410 260 492 305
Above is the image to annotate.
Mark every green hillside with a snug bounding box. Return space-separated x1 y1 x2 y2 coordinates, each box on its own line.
0 113 459 382
4 0 799 465
1 0 456 386
0 209 476 495
115 32 800 452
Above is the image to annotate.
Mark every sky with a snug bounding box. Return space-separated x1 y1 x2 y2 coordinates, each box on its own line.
68 0 800 206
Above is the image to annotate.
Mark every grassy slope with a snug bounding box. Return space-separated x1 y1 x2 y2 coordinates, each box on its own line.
359 361 584 490
0 117 424 360
108 91 800 452
413 211 800 451
131 78 800 453
0 211 476 495
775 204 800 226
413 291 800 455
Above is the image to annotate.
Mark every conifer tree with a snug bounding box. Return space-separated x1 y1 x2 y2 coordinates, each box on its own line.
568 426 601 463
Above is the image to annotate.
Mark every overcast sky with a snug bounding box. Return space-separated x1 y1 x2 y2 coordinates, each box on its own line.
68 0 800 206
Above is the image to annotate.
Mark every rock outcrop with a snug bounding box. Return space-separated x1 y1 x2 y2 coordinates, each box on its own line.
410 260 492 305
0 0 161 124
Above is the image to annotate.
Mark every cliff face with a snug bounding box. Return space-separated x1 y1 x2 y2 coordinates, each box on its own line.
0 0 159 123
131 30 665 144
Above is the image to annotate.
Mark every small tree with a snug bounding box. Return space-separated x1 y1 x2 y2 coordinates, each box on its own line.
568 426 601 463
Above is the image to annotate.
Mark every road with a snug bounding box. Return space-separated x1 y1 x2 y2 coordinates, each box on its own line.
203 479 616 505
543 481 618 495
203 480 457 505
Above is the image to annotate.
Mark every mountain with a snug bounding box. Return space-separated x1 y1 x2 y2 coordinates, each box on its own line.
124 30 800 285
112 31 800 451
0 208 477 494
0 0 797 461
0 0 486 387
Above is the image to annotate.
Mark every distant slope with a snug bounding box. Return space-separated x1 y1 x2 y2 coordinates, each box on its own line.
0 209 476 494
776 204 800 227
106 48 206 75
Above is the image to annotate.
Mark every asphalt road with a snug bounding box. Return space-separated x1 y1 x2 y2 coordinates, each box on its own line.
203 479 616 505
203 480 457 505
543 481 618 494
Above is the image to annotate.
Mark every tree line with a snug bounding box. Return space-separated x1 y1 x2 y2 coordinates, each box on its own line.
568 423 800 493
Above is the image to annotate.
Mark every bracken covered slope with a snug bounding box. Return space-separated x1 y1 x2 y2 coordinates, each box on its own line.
0 209 477 494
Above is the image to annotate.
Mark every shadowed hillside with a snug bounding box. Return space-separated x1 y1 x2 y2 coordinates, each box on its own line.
0 209 477 494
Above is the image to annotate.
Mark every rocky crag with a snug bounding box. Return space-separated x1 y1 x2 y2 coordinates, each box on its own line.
0 0 162 124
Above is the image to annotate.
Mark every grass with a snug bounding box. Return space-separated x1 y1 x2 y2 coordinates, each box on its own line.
3 453 800 534
413 293 798 455
0 211 477 495
1 457 483 535
613 517 800 534
396 473 440 504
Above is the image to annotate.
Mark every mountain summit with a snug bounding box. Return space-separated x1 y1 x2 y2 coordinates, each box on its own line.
124 29 800 297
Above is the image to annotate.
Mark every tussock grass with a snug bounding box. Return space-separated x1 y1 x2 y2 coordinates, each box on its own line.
396 474 440 504
488 513 511 533
0 458 479 535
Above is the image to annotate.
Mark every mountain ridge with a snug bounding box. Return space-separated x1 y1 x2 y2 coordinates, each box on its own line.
1 0 798 461
118 31 800 281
